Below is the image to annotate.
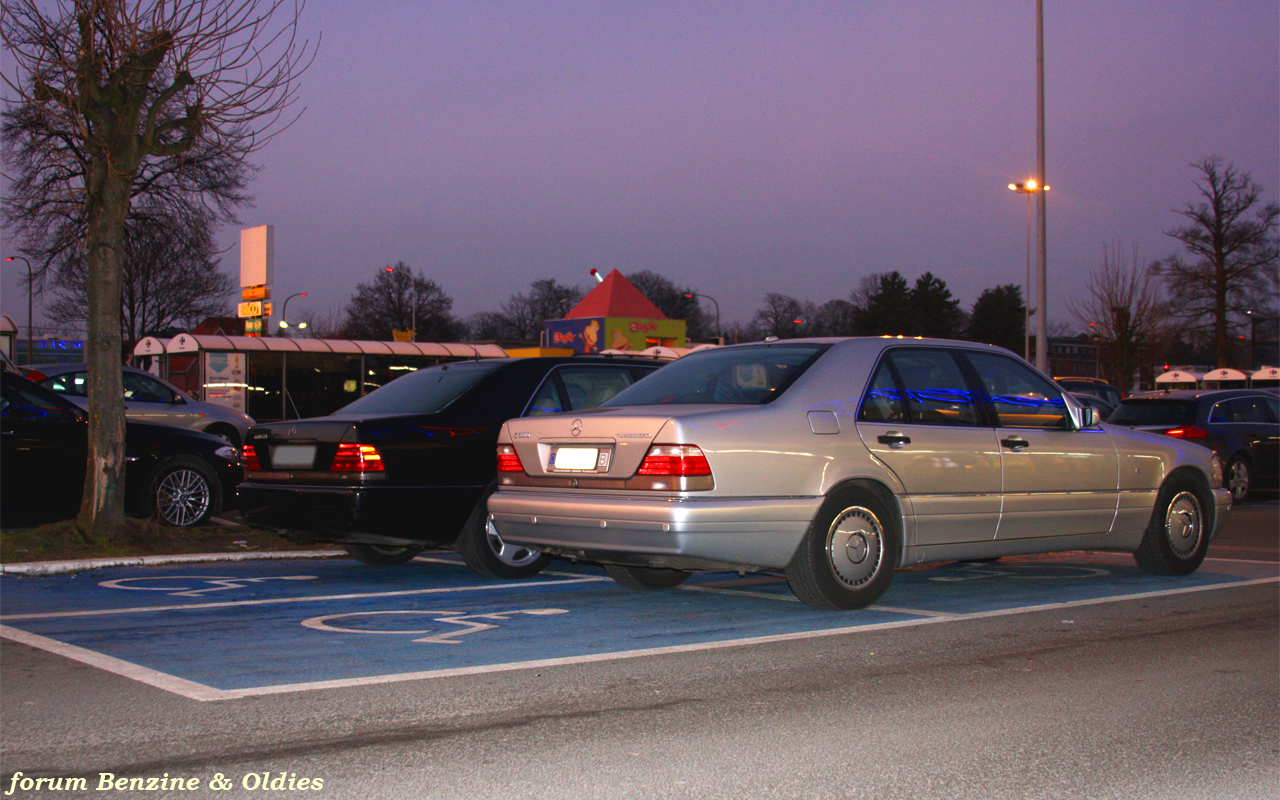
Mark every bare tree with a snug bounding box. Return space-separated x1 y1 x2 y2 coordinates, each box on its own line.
2 0 313 535
340 263 458 342
1070 243 1168 391
1156 157 1280 367
751 293 805 339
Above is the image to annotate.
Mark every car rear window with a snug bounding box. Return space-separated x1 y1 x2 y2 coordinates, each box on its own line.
600 343 828 406
335 360 506 415
1108 399 1197 427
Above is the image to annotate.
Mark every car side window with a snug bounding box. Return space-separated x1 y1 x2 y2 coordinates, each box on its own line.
857 361 906 423
123 372 176 403
524 366 640 417
1263 396 1280 423
882 349 980 427
964 352 1069 430
1227 397 1276 424
43 371 88 397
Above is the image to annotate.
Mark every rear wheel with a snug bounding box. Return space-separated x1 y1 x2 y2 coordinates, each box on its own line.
604 564 690 591
146 456 221 527
345 543 422 566
1133 476 1210 576
786 486 899 610
1225 455 1251 503
456 483 551 579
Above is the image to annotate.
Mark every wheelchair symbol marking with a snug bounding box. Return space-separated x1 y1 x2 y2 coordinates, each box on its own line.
928 563 1111 582
301 608 569 644
98 576 317 597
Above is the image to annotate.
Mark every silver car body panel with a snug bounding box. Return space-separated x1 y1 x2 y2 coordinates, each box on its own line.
489 338 1230 573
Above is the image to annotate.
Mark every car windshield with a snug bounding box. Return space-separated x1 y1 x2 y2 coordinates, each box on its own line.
600 343 828 406
335 360 505 415
1108 399 1197 427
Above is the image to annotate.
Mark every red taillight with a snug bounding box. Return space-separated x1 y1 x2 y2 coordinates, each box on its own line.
496 444 524 472
242 444 261 471
637 444 712 476
330 443 385 472
1163 425 1209 439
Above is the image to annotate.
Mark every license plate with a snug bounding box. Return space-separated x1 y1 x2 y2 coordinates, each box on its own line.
271 444 316 468
549 446 603 471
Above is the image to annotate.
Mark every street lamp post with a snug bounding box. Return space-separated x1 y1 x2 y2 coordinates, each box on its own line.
5 256 34 363
683 292 722 346
277 292 308 336
1008 181 1048 362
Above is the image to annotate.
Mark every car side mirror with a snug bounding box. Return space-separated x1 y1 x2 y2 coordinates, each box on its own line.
1079 407 1099 428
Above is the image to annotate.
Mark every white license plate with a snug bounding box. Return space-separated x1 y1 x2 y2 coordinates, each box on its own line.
271 444 316 468
550 447 600 471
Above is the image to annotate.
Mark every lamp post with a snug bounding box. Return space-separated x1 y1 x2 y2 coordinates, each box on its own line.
683 292 722 346
1008 181 1048 362
5 256 34 362
277 292 308 336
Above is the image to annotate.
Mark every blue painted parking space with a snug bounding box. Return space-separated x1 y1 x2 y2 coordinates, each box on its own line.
1 552 1275 700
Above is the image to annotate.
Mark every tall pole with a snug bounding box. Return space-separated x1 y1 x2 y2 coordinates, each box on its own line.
685 293 722 345
1024 191 1032 361
1034 0 1049 373
5 257 34 363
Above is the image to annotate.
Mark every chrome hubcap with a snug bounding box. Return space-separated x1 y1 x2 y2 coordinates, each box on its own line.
827 506 884 587
1164 491 1202 558
487 518 542 567
156 469 210 527
1228 462 1249 501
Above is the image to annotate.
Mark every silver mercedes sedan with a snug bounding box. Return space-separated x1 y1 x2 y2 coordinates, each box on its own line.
488 338 1231 610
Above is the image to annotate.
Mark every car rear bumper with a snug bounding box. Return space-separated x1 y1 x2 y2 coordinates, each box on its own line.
486 490 822 570
237 482 482 543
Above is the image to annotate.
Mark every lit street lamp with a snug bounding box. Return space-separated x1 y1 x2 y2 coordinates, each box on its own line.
1008 180 1048 362
5 256 34 362
277 292 308 336
683 292 722 346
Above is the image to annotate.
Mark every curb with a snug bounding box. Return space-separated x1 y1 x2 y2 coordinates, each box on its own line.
1 550 344 577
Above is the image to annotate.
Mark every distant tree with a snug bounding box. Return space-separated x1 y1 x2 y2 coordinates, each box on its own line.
625 270 711 341
0 0 312 536
809 298 857 337
1155 157 1279 367
751 293 805 339
491 278 584 341
908 272 963 339
967 284 1025 355
44 201 234 341
852 272 911 335
1070 244 1168 391
465 310 515 341
341 263 458 342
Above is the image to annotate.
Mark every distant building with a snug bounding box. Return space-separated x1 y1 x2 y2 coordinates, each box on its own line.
543 269 686 354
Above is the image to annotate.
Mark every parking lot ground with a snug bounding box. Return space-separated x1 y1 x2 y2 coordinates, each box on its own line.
1 551 1275 702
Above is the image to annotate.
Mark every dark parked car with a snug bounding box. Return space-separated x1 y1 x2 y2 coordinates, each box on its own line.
1056 377 1123 408
237 356 663 577
1108 389 1279 502
1 371 243 526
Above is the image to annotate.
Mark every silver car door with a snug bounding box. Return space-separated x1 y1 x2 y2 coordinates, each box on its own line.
963 352 1119 539
122 371 196 430
855 348 1002 546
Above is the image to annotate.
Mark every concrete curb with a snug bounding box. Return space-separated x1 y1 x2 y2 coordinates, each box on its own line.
1 550 344 577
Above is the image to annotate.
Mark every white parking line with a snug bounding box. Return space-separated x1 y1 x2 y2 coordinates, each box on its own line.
2 577 1273 703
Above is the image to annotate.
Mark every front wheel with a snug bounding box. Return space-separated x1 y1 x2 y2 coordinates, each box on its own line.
345 543 423 566
456 483 551 579
146 456 221 527
786 486 899 610
604 564 690 591
1133 476 1210 576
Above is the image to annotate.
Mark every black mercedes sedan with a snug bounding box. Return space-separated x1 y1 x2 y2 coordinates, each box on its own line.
236 356 663 578
2 371 243 527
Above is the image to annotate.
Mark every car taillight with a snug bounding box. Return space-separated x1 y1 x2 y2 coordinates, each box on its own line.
242 444 261 470
1163 425 1208 439
330 443 385 472
637 444 712 476
496 444 524 472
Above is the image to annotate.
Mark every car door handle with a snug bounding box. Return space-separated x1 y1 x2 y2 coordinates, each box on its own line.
1001 437 1029 451
877 432 911 448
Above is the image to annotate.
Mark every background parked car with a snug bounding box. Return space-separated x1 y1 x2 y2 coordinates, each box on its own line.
2 371 242 527
1069 392 1116 421
23 362 255 447
1108 388 1279 502
237 356 663 577
1055 377 1124 408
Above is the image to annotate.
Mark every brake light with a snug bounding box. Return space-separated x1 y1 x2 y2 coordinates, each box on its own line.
1163 425 1208 439
637 444 712 476
330 443 385 472
242 444 261 471
496 444 524 472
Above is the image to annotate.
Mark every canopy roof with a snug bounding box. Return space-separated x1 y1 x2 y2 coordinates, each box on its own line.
1202 368 1249 381
138 334 507 359
1155 370 1204 384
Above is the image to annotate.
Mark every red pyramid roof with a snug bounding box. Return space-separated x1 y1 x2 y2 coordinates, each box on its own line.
563 270 667 319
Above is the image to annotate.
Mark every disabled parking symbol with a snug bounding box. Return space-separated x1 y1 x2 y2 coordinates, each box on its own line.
99 575 317 597
301 608 570 645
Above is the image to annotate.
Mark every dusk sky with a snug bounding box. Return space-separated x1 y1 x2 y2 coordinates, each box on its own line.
4 0 1278 337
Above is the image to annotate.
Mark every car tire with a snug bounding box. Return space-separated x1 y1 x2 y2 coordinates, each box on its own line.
1225 455 1251 503
1133 476 1210 576
345 543 423 566
604 564 690 591
146 455 221 528
786 485 899 610
203 424 241 448
456 482 552 579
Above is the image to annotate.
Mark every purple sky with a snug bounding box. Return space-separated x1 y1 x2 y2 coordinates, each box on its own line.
5 0 1278 337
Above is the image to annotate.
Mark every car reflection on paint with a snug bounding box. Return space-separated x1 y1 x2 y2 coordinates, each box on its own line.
488 338 1232 610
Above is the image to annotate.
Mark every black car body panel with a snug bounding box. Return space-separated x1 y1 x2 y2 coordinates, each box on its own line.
236 357 663 546
1 372 243 522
